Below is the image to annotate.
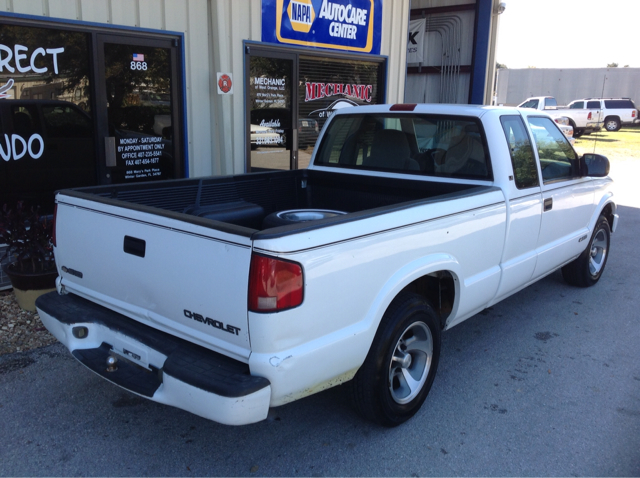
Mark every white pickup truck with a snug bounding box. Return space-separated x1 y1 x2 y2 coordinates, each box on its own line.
37 104 618 427
518 96 604 138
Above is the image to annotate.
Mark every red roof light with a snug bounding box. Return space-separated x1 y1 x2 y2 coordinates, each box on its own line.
390 104 417 111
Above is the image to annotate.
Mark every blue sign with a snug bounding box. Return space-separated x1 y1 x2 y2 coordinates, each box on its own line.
262 0 382 55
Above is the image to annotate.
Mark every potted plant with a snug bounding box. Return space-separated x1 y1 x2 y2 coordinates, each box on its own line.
0 202 58 311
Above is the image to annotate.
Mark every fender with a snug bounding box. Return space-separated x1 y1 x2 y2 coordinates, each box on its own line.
358 253 462 346
589 188 617 233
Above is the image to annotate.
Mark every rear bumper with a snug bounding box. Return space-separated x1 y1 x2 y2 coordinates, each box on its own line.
36 292 271 426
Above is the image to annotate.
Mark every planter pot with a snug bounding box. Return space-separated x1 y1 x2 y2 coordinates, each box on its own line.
1 264 58 312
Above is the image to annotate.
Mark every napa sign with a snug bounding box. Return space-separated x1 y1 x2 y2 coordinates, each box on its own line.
262 0 382 54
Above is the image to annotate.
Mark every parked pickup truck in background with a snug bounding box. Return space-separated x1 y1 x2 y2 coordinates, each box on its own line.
567 98 639 132
37 104 618 427
518 96 603 138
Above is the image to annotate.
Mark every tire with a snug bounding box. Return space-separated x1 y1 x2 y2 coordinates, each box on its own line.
350 292 441 426
573 128 583 138
262 209 346 229
604 117 621 132
562 215 611 287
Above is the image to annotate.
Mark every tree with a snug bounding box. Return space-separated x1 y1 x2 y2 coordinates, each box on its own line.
496 62 507 70
607 62 619 68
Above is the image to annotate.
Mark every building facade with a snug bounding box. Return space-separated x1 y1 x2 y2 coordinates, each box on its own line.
0 0 500 288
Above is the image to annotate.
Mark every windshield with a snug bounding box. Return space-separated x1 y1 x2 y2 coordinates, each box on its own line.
314 114 491 180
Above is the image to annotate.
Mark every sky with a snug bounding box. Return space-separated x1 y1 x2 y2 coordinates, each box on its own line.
496 0 638 69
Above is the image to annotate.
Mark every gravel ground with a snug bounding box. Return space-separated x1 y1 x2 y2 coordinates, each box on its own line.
0 290 57 355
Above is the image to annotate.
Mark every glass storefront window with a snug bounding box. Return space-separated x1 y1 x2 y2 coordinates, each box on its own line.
249 56 293 171
245 47 385 172
298 56 384 167
0 24 93 210
103 42 175 183
1 21 184 212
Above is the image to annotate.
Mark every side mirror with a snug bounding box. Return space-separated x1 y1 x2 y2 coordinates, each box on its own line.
582 153 610 177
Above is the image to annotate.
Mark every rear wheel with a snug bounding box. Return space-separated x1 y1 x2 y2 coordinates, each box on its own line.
604 117 621 132
350 292 441 426
562 215 610 287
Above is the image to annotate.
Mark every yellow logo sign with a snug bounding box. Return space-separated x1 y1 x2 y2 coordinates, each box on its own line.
287 0 315 33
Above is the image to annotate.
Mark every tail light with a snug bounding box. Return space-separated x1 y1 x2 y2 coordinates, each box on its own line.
248 253 303 312
587 112 592 120
633 110 637 118
52 203 58 247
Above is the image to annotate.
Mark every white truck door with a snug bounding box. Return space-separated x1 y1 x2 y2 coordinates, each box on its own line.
526 116 596 279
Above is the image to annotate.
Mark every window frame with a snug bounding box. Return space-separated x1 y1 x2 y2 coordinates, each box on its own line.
499 114 539 190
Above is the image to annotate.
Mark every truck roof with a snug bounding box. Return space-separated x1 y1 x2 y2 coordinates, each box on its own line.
331 103 510 118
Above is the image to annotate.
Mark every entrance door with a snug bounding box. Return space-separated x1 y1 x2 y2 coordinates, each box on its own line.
246 50 297 171
95 34 183 184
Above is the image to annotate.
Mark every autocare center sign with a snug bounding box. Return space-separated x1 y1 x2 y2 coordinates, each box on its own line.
262 0 382 54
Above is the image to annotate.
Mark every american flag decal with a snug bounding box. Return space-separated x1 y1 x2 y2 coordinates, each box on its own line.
133 53 144 62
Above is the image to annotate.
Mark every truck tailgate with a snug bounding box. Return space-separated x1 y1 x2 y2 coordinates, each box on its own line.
54 194 253 361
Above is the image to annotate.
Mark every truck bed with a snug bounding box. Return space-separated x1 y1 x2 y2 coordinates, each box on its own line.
63 169 486 236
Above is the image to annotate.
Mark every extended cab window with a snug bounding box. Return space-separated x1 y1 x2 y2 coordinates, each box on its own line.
314 114 491 180
500 115 539 189
527 116 578 183
570 101 584 109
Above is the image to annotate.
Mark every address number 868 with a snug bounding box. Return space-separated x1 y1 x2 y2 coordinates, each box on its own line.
130 61 148 71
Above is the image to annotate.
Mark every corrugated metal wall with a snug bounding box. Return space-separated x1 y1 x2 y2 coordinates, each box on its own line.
405 0 501 105
496 68 640 107
1 0 409 176
405 8 475 104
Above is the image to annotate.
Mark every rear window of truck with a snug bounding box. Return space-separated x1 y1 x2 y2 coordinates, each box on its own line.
314 114 491 180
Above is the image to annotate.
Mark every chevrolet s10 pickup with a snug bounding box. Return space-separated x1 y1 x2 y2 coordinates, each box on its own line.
37 104 618 427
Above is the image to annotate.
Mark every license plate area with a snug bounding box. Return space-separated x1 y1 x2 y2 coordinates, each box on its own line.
111 339 150 370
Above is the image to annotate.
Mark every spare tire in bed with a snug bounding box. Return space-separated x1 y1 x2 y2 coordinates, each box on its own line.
262 209 346 229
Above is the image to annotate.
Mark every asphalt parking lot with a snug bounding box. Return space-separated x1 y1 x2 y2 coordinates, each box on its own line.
1 167 639 477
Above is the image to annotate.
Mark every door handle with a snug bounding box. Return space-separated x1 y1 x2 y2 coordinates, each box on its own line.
105 136 116 167
123 235 146 258
544 198 553 212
